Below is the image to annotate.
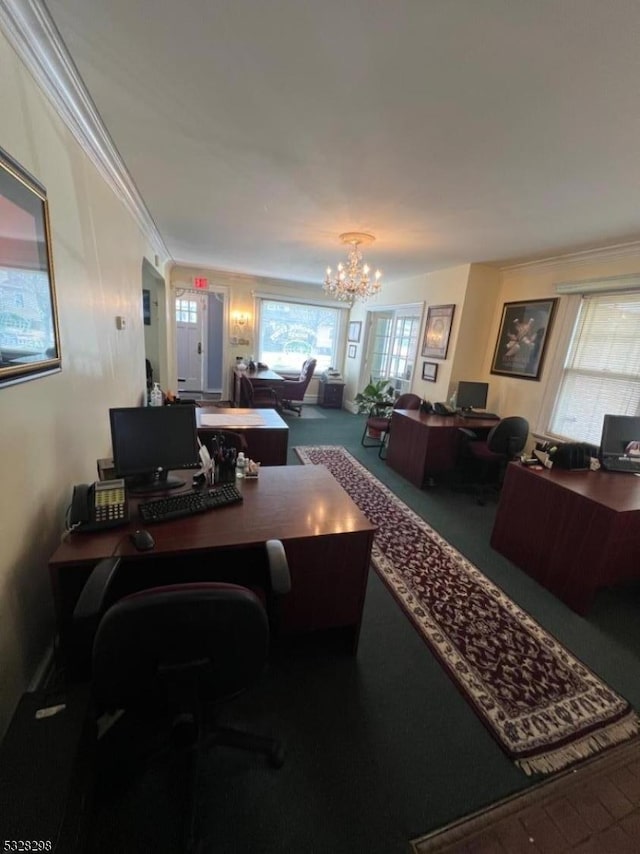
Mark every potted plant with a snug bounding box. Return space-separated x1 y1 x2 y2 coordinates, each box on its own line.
354 378 395 436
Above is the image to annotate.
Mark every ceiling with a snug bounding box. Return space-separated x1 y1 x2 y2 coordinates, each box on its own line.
43 0 640 286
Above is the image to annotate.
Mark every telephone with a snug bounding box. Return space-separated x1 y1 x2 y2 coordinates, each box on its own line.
68 479 129 532
433 401 456 416
420 400 434 414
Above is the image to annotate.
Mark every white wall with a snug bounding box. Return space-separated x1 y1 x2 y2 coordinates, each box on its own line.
0 31 158 736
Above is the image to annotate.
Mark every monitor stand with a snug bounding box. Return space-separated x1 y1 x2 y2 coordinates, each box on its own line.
127 469 185 495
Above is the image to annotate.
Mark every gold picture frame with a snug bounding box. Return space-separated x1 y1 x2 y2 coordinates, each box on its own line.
421 304 455 360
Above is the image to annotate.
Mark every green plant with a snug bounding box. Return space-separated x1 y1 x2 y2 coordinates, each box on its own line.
354 378 394 414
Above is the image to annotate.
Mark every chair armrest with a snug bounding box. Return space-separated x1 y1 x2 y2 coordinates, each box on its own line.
265 539 291 595
73 557 122 621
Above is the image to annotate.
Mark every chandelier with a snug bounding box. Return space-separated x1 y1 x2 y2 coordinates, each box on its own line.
323 232 383 302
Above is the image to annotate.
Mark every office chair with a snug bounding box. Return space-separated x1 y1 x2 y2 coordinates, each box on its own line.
280 358 317 415
239 373 280 409
361 393 421 458
459 415 529 504
73 541 291 851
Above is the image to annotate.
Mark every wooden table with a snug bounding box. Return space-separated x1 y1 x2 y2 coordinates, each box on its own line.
232 367 284 405
49 466 376 658
386 410 499 487
491 463 640 614
196 407 288 465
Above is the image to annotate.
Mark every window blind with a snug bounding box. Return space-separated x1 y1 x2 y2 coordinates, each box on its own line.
549 292 640 444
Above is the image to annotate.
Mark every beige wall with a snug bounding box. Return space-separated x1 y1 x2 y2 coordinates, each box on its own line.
0 32 159 736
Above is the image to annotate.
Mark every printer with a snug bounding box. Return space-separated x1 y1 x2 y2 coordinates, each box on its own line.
321 368 343 384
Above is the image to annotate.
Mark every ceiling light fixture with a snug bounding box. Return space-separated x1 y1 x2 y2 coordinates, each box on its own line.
323 232 383 303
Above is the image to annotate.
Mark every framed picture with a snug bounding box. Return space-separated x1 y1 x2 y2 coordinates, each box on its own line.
491 298 557 380
422 361 438 382
348 321 362 343
422 304 455 359
142 289 151 325
0 147 61 388
347 344 357 359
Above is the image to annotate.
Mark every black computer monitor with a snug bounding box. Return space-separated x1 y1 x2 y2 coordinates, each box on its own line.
600 414 640 457
109 405 200 493
456 381 489 412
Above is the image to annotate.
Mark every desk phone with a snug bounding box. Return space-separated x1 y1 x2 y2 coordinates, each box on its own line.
69 479 129 532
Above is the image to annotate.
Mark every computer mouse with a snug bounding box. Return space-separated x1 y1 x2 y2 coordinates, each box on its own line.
130 529 155 551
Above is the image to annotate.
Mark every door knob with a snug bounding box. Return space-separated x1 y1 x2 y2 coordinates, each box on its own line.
197 342 202 355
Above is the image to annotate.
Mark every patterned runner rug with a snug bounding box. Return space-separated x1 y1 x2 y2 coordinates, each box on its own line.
295 445 640 776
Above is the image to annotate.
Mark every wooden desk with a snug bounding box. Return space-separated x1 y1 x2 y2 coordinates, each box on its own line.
386 410 499 487
49 466 376 656
232 367 284 405
491 463 640 614
196 407 288 465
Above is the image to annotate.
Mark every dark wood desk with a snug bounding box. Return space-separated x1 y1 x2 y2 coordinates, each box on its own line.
491 463 640 614
232 367 284 405
196 407 288 465
386 410 499 487
49 466 376 656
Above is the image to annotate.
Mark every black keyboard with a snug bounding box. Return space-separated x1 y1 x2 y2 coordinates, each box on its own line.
460 411 500 420
603 457 640 473
138 484 243 523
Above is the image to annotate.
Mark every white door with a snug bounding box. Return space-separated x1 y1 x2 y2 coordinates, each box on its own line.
176 297 204 391
363 309 421 395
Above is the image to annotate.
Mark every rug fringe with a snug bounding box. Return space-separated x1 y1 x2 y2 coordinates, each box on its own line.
516 714 640 776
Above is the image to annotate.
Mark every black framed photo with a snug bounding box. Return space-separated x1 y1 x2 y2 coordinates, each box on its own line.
421 304 455 359
491 298 557 380
0 146 61 387
348 321 362 343
422 361 438 382
347 344 357 359
142 289 151 325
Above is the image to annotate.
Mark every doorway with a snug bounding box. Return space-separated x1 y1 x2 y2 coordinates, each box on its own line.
362 304 423 396
175 290 226 396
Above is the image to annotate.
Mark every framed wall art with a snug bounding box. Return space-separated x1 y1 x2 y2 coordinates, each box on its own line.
0 147 61 387
421 304 455 360
491 298 557 380
347 344 357 359
347 321 362 343
142 289 151 325
422 361 438 382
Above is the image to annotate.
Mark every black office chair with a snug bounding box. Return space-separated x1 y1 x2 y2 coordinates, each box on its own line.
73 541 291 851
361 393 421 458
280 358 317 415
459 415 529 504
239 373 280 409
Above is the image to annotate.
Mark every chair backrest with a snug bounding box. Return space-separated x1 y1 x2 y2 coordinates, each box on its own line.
239 373 254 406
299 358 316 387
91 582 269 710
393 393 421 411
487 416 529 457
283 359 317 399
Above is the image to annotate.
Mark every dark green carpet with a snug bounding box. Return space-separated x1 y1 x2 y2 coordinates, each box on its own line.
87 408 640 854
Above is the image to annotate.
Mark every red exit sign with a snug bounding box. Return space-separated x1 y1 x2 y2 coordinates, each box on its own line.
194 277 208 289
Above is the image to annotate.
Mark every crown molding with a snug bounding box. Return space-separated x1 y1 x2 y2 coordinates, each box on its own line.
500 240 640 273
0 0 171 264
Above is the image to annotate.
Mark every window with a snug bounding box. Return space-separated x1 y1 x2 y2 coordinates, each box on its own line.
367 310 420 395
549 291 640 444
175 298 198 324
256 299 341 372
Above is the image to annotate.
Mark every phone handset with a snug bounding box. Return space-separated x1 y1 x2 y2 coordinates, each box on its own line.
433 401 456 416
69 479 128 532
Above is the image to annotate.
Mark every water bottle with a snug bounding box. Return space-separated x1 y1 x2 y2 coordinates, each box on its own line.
236 452 246 479
150 382 163 407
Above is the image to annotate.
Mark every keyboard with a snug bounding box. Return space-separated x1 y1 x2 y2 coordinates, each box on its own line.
138 483 243 523
460 411 500 420
602 457 640 473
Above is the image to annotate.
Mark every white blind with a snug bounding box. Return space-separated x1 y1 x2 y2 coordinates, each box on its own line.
549 292 640 444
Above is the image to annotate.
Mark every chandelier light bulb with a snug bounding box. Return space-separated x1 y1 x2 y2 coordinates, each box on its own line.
322 232 383 303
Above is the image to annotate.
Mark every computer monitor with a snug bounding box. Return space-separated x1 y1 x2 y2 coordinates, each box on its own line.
599 414 640 458
456 381 489 412
109 405 201 493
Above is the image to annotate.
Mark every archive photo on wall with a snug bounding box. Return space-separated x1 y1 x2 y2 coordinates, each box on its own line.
491 298 556 380
0 146 61 388
421 304 455 360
